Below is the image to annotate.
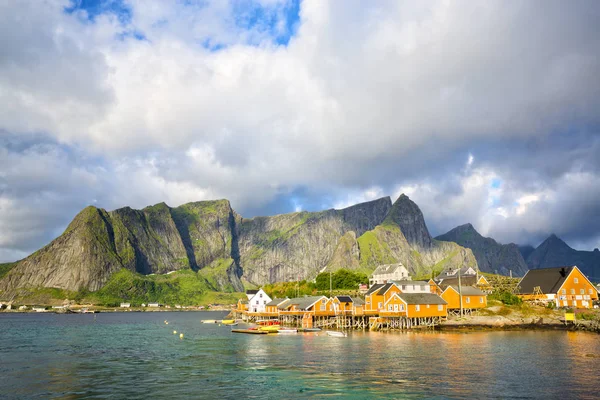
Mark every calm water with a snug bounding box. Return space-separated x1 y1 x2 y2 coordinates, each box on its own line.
1 312 598 399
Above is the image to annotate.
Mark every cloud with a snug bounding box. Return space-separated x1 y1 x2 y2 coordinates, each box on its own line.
1 0 600 261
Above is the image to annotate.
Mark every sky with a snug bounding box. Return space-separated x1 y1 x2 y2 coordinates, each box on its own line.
1 0 600 262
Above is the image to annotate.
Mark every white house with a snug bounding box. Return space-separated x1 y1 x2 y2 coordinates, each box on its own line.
392 280 430 293
247 288 272 313
437 266 477 280
120 303 131 308
369 263 410 286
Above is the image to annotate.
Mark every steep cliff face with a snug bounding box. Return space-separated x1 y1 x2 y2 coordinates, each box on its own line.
435 223 529 276
0 194 478 293
526 234 600 280
355 196 477 276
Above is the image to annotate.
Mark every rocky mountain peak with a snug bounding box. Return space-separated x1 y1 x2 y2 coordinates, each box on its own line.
383 194 432 249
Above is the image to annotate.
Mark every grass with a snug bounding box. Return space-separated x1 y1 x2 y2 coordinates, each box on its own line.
0 262 18 279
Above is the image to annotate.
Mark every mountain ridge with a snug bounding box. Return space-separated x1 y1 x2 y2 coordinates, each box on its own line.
0 195 478 295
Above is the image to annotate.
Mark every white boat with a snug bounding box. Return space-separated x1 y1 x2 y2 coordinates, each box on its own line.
326 330 347 337
201 320 218 324
278 328 297 334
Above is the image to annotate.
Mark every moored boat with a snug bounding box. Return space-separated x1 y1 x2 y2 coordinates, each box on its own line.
326 330 347 337
277 328 297 334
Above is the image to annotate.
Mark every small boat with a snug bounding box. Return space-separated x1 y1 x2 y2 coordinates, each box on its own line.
223 323 238 327
201 320 218 324
258 326 280 333
232 329 268 335
277 328 297 334
221 319 235 325
326 331 347 337
299 327 321 332
257 320 280 326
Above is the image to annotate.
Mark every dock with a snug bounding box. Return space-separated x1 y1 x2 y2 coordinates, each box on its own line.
231 329 269 335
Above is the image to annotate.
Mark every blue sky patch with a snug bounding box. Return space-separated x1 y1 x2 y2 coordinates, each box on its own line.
65 0 132 24
232 0 301 46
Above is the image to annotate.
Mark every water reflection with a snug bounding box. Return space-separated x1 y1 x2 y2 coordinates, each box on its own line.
1 313 599 399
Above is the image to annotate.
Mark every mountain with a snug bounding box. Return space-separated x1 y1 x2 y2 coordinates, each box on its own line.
525 234 600 281
0 195 478 294
435 223 529 276
518 245 536 261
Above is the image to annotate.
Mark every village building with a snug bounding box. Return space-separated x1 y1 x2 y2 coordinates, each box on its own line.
441 286 487 312
365 282 402 312
246 288 272 313
369 263 410 286
120 303 131 308
515 266 599 308
265 298 289 314
436 266 477 280
382 293 448 318
147 303 161 307
391 280 430 293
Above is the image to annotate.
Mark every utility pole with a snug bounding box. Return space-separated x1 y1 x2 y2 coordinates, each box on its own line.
330 271 333 297
458 267 463 318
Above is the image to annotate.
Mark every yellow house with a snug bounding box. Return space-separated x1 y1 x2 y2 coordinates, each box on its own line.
441 286 487 310
382 293 448 318
515 266 599 309
265 298 289 314
365 283 401 312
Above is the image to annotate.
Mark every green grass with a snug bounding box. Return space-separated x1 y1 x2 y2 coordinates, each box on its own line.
0 262 18 279
356 228 398 268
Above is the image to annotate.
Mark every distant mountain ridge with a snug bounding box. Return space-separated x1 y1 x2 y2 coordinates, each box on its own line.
435 223 529 276
524 234 600 281
0 195 477 295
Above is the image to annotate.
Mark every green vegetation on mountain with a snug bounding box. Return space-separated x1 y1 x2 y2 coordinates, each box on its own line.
0 262 18 280
315 269 368 291
0 194 479 301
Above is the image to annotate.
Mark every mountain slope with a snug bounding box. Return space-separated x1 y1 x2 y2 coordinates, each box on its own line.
356 196 477 277
0 194 479 294
435 223 529 276
526 234 600 280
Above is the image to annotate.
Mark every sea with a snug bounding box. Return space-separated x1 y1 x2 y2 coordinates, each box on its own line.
1 311 598 399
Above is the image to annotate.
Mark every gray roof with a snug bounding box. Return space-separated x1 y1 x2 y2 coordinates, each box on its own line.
366 283 384 296
376 282 398 296
266 298 288 307
436 276 478 288
286 296 327 311
446 286 486 296
396 293 448 305
246 289 259 295
437 266 477 279
372 263 406 276
276 299 292 310
335 295 353 303
352 297 365 306
392 280 428 286
516 266 576 295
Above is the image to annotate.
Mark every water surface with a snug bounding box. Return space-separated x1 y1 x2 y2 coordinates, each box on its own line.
1 312 598 399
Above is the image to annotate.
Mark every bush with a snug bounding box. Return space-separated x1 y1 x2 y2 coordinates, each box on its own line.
315 269 368 291
489 291 523 306
547 301 555 309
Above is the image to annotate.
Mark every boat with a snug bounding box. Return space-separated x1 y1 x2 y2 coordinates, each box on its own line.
258 326 280 333
223 322 238 327
221 319 235 325
299 327 321 332
232 329 268 335
277 328 297 334
257 320 280 326
326 330 347 337
201 320 218 324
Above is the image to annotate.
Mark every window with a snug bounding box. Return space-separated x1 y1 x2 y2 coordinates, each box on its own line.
415 305 420 311
426 304 430 309
438 305 443 311
480 297 484 303
571 289 575 295
388 305 393 311
590 289 594 295
320 304 326 311
259 293 263 298
466 297 470 304
400 304 405 311
263 301 267 305
580 289 585 295
322 299 326 304
256 300 259 305
574 278 579 284
402 285 406 290
562 289 566 295
378 302 383 309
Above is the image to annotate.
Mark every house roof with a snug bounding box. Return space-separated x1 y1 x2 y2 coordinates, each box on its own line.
516 266 576 295
445 286 486 296
437 266 477 279
392 280 428 286
397 293 448 305
266 298 288 307
366 283 384 295
335 295 353 303
352 297 365 305
372 263 406 276
246 289 259 295
276 299 292 310
376 283 398 296
436 275 478 288
286 296 326 310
